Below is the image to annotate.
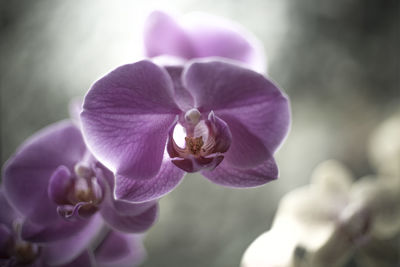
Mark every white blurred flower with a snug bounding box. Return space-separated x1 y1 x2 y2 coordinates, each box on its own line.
242 157 400 267
368 111 400 178
241 160 357 267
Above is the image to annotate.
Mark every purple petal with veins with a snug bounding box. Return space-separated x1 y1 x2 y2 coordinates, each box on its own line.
81 61 181 180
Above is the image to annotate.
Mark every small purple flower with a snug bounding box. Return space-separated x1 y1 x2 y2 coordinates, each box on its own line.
144 11 266 72
0 190 145 267
2 120 158 244
0 189 100 267
81 59 290 203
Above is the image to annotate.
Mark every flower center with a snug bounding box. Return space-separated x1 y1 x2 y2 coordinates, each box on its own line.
73 164 103 204
52 162 104 220
185 136 204 155
167 109 232 172
173 108 209 157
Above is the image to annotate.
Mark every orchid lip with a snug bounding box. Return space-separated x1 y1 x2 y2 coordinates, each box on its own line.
167 110 232 172
49 161 105 220
57 201 99 221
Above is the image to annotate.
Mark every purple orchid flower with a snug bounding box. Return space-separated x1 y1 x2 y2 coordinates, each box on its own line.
80 59 290 203
144 11 266 72
0 189 100 267
1 189 146 267
2 120 158 245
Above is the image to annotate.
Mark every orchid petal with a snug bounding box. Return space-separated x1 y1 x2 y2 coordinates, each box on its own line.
101 203 158 233
81 61 181 180
48 165 73 205
100 191 159 233
3 121 86 225
92 162 159 217
165 66 194 110
144 11 266 72
93 163 159 232
201 157 278 187
183 12 266 72
204 111 232 154
219 114 270 167
111 199 156 217
41 214 103 266
184 60 290 165
171 155 224 173
95 231 145 267
20 216 90 243
0 190 17 227
144 11 195 59
114 160 185 203
60 250 95 267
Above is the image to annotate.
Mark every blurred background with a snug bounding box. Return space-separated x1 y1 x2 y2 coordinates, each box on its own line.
0 0 399 266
